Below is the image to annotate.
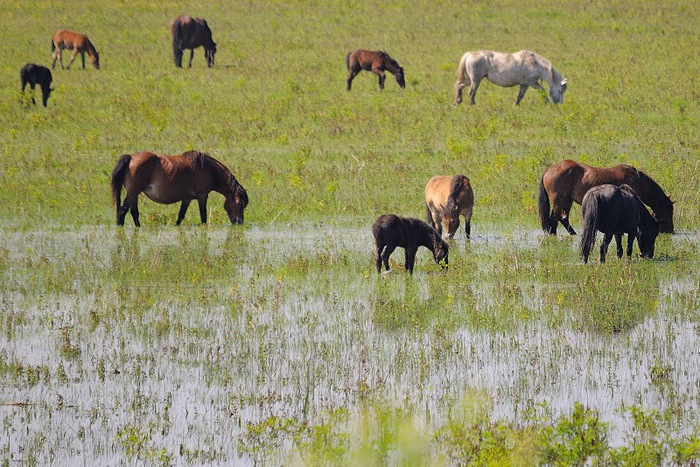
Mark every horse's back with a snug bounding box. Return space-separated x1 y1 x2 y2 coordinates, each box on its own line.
53 29 84 48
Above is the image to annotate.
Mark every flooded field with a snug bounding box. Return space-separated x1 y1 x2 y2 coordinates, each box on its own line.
1 223 698 463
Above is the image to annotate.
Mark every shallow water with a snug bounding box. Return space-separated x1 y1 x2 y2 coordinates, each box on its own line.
0 223 698 462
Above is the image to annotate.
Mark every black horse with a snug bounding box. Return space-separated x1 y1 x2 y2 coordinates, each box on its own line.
20 63 53 107
580 184 659 263
170 16 217 68
372 214 448 274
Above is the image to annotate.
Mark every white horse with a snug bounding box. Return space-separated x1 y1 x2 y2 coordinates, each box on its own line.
454 50 567 105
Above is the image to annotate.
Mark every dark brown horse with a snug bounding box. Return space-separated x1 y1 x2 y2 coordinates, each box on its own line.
51 30 99 70
580 184 659 263
170 16 217 68
346 49 405 91
20 63 53 107
425 175 474 239
372 214 448 274
111 151 248 226
539 159 674 235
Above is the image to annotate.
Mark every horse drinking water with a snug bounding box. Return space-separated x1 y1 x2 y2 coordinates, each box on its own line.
454 50 566 105
346 49 405 91
110 150 248 226
372 214 448 274
580 184 659 263
170 16 217 68
539 159 674 235
51 30 99 70
425 174 474 239
20 63 53 107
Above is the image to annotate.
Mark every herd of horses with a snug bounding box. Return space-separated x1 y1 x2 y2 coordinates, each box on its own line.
17 18 675 271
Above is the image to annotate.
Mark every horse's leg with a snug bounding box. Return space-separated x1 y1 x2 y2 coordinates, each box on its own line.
465 219 471 239
615 234 624 259
516 85 528 105
80 51 86 69
626 233 635 259
404 246 417 274
197 196 209 224
130 202 141 227
375 243 385 273
373 69 386 91
347 65 360 91
28 83 36 105
600 233 613 263
381 245 396 272
176 200 191 226
188 49 194 68
66 49 78 69
469 78 482 105
561 217 577 235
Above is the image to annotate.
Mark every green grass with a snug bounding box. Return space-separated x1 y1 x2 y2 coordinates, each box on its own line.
1 0 700 464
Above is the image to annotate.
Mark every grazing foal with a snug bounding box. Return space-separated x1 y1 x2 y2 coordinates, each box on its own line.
51 29 100 70
20 63 53 107
346 49 405 91
372 214 448 274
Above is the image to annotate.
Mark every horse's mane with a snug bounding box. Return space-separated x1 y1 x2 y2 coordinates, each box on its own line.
634 169 672 204
184 151 245 201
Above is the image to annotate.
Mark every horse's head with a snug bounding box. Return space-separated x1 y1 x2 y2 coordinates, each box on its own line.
433 238 449 270
205 43 217 67
395 66 406 88
549 79 567 104
41 86 54 107
224 184 248 224
442 207 460 239
637 221 660 259
91 52 100 70
653 200 674 234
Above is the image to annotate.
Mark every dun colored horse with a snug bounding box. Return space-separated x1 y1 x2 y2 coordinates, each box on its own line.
580 184 659 263
425 174 474 239
346 49 405 91
454 50 566 105
51 29 99 70
111 150 248 226
170 16 217 68
20 63 53 107
372 214 448 274
539 159 674 235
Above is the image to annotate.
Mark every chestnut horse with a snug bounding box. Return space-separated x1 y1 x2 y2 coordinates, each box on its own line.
373 214 448 274
170 16 217 68
539 159 674 235
20 63 53 107
51 30 99 70
580 184 659 263
111 151 248 227
346 49 405 91
454 50 566 105
425 174 474 239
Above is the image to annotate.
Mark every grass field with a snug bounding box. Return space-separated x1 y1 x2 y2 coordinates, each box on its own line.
1 0 699 464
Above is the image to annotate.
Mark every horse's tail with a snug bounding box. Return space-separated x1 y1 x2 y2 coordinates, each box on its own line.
425 201 432 225
51 37 55 52
172 20 183 67
345 51 351 71
456 53 471 85
538 175 552 233
580 195 599 261
111 154 131 208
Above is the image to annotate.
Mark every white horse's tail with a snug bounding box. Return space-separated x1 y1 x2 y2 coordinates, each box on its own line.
456 53 471 85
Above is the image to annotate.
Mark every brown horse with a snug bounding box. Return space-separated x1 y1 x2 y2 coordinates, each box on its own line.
539 159 674 235
110 151 248 227
170 16 217 68
51 30 99 70
346 49 405 91
425 175 474 239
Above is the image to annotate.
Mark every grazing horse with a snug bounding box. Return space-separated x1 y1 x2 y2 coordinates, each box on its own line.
111 150 248 227
170 15 217 68
539 159 674 235
372 214 448 274
346 49 405 91
454 50 566 105
20 63 53 107
580 184 659 263
425 174 474 239
51 30 99 70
